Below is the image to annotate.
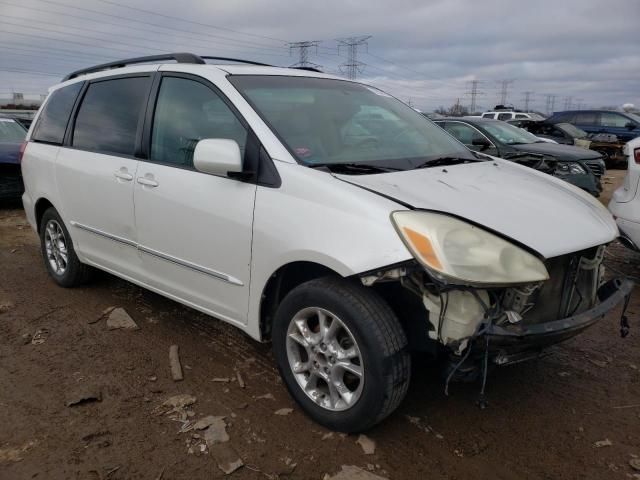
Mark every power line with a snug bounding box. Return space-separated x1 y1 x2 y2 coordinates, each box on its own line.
288 41 321 68
337 35 371 80
0 42 116 61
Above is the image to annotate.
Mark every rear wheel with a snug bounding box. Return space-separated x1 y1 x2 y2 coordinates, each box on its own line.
39 207 91 287
272 276 411 432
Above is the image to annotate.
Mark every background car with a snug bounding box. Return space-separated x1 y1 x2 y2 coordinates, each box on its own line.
435 117 605 195
509 119 626 167
547 110 640 143
609 137 640 250
0 115 27 200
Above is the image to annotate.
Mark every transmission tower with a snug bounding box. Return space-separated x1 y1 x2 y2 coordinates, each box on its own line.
496 79 515 105
465 80 484 114
564 96 573 110
288 41 321 69
522 91 534 112
544 94 556 115
337 35 372 80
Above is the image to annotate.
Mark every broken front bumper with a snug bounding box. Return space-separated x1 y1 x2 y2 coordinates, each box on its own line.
486 278 633 351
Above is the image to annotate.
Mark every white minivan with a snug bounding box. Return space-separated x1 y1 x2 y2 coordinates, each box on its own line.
21 53 632 432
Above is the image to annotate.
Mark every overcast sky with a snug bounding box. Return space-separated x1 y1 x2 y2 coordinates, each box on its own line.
0 0 638 113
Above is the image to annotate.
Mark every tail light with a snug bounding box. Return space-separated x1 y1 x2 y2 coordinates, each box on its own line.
635 148 640 165
18 142 26 163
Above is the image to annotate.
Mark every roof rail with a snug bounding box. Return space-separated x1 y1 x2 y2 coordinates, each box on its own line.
200 56 273 67
62 52 205 81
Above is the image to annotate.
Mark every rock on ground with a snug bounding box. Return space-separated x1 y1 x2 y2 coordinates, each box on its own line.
325 465 388 480
356 434 376 455
106 308 139 330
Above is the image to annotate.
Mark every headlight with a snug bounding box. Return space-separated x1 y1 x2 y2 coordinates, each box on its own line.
556 162 586 175
391 211 549 285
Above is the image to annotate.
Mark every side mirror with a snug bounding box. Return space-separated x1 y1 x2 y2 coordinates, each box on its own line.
626 122 637 131
193 139 243 177
472 137 491 149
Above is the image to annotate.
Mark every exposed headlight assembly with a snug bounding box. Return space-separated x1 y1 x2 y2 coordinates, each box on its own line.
391 211 549 286
555 162 587 175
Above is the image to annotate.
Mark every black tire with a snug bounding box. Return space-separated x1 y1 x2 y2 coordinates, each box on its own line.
39 207 92 287
272 276 411 432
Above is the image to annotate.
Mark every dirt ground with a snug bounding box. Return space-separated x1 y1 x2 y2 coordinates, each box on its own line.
1 171 639 480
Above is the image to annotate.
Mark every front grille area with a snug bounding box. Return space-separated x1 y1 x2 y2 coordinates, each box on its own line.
518 245 604 325
585 159 605 177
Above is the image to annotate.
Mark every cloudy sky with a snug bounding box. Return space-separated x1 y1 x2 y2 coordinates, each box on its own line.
0 0 638 113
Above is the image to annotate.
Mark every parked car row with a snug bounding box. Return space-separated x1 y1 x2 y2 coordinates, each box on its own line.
17 53 632 432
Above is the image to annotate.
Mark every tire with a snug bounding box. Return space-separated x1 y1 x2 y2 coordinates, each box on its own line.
272 276 411 432
39 207 92 287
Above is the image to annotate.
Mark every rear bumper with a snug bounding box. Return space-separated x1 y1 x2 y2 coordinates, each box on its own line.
487 278 633 350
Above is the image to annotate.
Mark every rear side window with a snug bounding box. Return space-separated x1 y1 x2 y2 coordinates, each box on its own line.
482 113 495 119
73 76 150 156
497 113 511 121
515 113 528 119
575 112 597 125
32 82 82 144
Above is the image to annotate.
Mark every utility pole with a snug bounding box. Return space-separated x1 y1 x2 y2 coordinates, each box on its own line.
544 94 556 115
465 80 484 114
522 91 534 112
574 98 584 110
287 41 322 69
496 79 514 105
337 35 372 80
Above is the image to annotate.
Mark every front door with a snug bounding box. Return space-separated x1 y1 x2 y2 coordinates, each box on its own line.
134 75 256 326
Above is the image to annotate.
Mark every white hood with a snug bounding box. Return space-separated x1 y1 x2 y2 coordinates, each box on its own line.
337 159 618 258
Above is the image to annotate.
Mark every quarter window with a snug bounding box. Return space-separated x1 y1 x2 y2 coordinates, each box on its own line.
32 82 83 144
72 77 150 156
151 77 247 167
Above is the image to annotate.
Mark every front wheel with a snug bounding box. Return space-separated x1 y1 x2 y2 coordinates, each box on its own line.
272 276 411 432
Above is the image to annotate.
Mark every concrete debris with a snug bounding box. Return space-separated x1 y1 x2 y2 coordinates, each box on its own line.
256 393 274 400
192 415 225 431
66 386 102 407
203 418 230 446
210 443 243 475
106 307 139 330
356 434 376 455
236 371 245 388
156 394 196 417
325 465 389 480
322 432 334 440
212 377 230 383
594 439 613 448
0 440 37 463
275 408 293 416
31 328 49 345
630 458 640 471
169 345 184 381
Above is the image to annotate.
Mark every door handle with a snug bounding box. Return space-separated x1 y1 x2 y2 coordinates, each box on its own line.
137 176 159 187
114 169 133 181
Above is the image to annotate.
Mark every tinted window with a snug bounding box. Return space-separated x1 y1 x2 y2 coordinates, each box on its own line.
600 112 629 127
151 77 247 167
497 113 512 121
73 77 149 155
515 113 528 119
32 82 82 144
575 112 597 125
0 118 27 142
482 113 495 119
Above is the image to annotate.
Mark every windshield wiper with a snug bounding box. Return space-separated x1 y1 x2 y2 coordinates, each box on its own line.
414 156 483 169
307 162 402 174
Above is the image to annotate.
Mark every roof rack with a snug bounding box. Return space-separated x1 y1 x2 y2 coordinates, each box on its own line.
63 52 205 81
62 52 323 81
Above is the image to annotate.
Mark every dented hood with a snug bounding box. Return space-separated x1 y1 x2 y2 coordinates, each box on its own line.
336 159 618 259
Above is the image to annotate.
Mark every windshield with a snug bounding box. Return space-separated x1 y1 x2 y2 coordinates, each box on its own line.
0 118 27 143
481 121 542 145
557 122 587 138
229 76 474 169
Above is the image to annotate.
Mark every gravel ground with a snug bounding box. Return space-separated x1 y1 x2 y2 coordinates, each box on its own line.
1 171 639 480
